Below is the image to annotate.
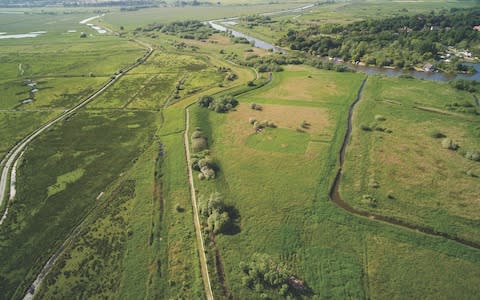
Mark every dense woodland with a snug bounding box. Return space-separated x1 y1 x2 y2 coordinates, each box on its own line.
136 20 215 39
280 8 480 70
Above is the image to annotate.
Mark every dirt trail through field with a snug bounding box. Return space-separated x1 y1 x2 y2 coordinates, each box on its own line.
183 107 214 300
329 76 480 250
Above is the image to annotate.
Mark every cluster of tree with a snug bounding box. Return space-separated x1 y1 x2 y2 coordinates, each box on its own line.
173 0 216 6
238 15 275 28
136 20 216 40
307 58 351 72
231 36 252 44
239 253 308 298
191 128 208 153
191 148 216 180
249 118 276 131
119 4 159 11
449 80 480 93
197 95 238 113
279 8 480 69
199 193 234 234
242 53 303 73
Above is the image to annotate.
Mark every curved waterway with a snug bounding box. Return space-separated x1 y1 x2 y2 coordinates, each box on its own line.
209 21 480 82
329 77 480 250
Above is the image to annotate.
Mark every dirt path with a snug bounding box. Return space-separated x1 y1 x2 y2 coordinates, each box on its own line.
329 77 480 250
183 107 214 300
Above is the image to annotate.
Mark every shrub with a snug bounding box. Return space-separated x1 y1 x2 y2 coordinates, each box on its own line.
251 103 263 110
430 130 446 139
249 117 257 125
192 137 208 152
441 138 459 150
465 150 480 162
362 194 377 208
198 95 214 108
368 179 380 188
191 130 203 139
374 115 386 121
175 204 185 212
360 124 372 131
201 166 216 179
466 170 477 177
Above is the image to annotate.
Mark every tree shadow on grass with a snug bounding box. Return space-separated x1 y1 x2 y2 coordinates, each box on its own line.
223 205 241 235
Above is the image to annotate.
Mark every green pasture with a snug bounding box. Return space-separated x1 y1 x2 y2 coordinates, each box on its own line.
341 76 480 243
188 65 480 299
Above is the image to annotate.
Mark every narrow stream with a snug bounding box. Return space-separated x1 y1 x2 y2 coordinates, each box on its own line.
329 77 480 250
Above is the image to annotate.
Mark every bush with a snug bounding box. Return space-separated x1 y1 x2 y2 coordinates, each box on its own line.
430 130 446 139
441 138 459 150
362 194 377 208
465 150 480 162
191 130 203 139
192 137 208 152
368 179 380 188
249 117 257 125
374 115 386 121
175 204 185 212
360 124 372 131
251 103 263 110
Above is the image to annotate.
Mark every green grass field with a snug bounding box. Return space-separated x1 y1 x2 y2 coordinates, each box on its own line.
2 2 480 299
188 65 480 299
341 76 480 243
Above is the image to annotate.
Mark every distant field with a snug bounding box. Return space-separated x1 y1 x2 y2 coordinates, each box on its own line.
341 76 480 243
227 0 479 44
101 3 310 30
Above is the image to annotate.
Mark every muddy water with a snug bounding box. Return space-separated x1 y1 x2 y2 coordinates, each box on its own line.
329 77 480 250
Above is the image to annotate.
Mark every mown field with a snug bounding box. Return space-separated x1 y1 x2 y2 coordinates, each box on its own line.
341 76 480 243
188 65 480 299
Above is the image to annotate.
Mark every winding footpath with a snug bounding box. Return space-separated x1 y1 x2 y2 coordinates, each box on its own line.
329 77 480 250
183 108 214 300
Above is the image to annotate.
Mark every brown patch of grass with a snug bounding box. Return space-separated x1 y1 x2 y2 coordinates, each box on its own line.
227 103 330 143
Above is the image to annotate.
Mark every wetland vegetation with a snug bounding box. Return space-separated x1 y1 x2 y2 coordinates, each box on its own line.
0 1 479 299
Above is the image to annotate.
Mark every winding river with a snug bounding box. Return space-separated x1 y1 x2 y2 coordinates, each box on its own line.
209 22 480 82
211 18 480 249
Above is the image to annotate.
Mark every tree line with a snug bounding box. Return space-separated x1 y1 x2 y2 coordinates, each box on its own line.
279 8 480 70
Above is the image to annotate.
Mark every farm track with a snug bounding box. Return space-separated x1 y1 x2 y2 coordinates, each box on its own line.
329 77 480 250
